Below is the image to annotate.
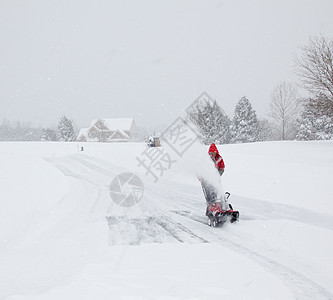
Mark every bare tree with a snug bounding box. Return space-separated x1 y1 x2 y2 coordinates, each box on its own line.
295 35 333 100
269 82 299 140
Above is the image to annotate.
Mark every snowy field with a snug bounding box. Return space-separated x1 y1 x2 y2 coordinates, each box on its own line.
0 140 332 300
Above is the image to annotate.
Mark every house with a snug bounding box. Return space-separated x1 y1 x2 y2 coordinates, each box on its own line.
77 118 137 142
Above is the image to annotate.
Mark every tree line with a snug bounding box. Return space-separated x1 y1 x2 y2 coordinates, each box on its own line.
187 95 268 144
188 35 333 143
1 35 332 143
0 115 76 142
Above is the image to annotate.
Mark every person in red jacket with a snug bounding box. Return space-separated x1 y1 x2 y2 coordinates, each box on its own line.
208 143 225 176
200 143 226 208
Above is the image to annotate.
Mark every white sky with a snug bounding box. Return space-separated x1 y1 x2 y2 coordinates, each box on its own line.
1 0 333 130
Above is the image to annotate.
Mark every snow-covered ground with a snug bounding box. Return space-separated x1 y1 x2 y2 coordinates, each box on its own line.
0 141 332 300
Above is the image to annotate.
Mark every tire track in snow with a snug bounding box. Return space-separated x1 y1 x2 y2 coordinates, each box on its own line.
153 180 333 230
150 182 333 299
48 156 207 245
45 157 109 219
69 155 118 178
153 215 208 243
173 210 333 300
106 215 208 244
46 155 333 299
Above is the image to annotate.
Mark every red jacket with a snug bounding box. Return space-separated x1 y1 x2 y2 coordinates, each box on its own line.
208 143 225 171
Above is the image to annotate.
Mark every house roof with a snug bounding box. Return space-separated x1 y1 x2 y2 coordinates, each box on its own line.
89 118 134 131
110 129 129 140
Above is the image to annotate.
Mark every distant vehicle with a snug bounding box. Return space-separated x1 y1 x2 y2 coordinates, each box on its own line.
147 136 161 147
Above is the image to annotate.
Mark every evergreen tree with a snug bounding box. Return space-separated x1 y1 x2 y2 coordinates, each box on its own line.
187 98 231 144
296 97 333 140
231 97 260 143
57 115 76 141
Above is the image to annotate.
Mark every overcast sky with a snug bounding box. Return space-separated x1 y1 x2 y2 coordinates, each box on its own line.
1 0 333 130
